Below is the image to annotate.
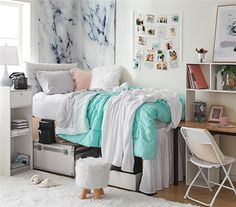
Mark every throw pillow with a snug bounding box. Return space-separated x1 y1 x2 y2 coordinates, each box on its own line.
90 65 122 90
70 68 91 91
36 71 74 95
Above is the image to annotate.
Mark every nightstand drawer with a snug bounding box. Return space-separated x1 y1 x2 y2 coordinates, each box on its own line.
11 90 32 108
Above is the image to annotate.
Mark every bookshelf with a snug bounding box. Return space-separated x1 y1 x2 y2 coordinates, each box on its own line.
185 62 236 187
0 87 32 176
186 63 236 120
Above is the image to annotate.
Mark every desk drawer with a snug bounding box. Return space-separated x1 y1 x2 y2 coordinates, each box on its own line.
11 90 32 108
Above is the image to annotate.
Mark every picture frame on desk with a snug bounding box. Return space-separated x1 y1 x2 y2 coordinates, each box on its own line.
213 4 236 62
194 101 207 122
208 105 224 122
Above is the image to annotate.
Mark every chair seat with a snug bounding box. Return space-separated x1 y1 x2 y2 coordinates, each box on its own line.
190 156 235 168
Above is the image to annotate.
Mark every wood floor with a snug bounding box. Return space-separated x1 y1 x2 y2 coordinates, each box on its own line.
155 181 236 207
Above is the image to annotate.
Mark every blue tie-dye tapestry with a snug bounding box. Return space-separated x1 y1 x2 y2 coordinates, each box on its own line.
38 0 116 69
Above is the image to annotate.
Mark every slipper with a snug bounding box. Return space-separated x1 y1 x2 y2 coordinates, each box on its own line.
38 178 57 188
31 174 44 185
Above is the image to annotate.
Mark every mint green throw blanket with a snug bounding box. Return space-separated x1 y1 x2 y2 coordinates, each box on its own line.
58 91 180 160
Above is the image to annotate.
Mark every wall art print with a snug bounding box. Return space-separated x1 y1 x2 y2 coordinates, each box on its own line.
213 4 236 62
38 0 116 69
132 11 182 70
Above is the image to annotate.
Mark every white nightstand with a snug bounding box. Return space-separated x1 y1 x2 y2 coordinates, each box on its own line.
0 87 32 176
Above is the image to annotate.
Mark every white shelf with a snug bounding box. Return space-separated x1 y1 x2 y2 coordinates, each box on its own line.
186 89 236 94
11 131 32 138
186 89 211 92
209 90 236 94
0 87 33 176
11 104 32 109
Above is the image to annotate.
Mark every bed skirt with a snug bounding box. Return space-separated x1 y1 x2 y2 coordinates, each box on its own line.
139 124 185 193
33 117 185 193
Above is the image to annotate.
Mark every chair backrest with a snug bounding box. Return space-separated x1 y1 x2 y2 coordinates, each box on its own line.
180 127 225 164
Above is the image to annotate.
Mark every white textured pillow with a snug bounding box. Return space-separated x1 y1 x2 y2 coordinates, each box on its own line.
25 62 78 95
90 65 122 90
36 71 74 95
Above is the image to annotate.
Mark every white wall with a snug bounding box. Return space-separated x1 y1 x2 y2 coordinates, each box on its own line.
116 0 236 94
116 0 236 178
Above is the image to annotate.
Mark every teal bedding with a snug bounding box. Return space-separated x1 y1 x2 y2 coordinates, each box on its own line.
58 91 183 160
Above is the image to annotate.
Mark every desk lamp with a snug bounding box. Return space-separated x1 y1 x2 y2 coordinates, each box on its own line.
0 45 19 86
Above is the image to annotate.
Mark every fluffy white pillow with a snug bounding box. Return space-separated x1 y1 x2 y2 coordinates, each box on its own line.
36 71 74 95
90 65 122 90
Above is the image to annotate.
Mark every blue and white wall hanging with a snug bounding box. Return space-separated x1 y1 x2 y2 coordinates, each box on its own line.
38 0 116 69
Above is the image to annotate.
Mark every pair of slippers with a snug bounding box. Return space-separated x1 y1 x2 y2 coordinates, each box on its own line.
31 174 57 188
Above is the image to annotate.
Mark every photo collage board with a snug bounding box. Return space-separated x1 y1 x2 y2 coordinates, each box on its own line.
133 11 182 70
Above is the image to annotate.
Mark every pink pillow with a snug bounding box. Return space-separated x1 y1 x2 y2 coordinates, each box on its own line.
70 68 91 91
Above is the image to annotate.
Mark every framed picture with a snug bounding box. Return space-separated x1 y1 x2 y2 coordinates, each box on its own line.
208 105 224 122
213 5 236 62
193 101 207 122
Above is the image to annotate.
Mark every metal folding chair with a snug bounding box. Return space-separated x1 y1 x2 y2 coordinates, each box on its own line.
180 127 236 207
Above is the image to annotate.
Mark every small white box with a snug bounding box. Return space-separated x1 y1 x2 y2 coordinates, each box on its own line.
108 170 142 191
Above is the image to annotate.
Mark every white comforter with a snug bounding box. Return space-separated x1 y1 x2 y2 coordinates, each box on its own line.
101 88 182 173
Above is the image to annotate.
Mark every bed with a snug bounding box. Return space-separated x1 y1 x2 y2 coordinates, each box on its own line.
27 61 185 194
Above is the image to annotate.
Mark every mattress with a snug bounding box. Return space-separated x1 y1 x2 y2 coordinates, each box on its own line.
33 92 168 130
33 92 68 120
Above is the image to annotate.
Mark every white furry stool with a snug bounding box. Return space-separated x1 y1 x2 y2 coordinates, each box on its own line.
76 157 110 199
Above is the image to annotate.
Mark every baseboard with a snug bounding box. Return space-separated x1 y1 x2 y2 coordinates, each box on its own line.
229 175 236 182
220 174 236 182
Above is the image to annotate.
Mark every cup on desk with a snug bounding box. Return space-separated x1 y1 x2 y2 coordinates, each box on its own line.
219 116 229 127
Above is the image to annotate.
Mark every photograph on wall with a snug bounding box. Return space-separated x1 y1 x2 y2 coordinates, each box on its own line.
138 36 146 45
157 16 168 23
133 11 182 70
156 62 167 70
213 4 236 62
146 26 156 35
135 48 144 61
145 49 154 62
146 14 155 23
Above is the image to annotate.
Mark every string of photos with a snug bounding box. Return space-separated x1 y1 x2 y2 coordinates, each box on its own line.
133 11 182 70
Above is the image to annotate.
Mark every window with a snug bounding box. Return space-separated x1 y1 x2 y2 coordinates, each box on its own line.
0 1 30 73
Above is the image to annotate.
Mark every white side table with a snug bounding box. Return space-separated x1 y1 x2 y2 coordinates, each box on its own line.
0 87 32 176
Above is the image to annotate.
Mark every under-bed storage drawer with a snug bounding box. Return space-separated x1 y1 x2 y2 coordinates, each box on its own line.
109 170 142 191
11 90 32 108
33 141 99 177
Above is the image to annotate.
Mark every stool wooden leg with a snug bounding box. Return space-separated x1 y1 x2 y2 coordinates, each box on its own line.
80 188 89 199
100 188 104 195
94 188 102 199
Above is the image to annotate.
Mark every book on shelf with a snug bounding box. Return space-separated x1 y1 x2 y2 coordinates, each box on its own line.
11 119 28 124
11 128 30 137
10 165 30 175
10 152 30 175
187 64 208 89
187 68 196 89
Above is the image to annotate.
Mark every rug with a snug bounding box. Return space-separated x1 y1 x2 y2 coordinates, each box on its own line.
0 171 197 207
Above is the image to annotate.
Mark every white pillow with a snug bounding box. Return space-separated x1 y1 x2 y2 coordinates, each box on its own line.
90 65 122 90
25 62 78 95
36 71 74 95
